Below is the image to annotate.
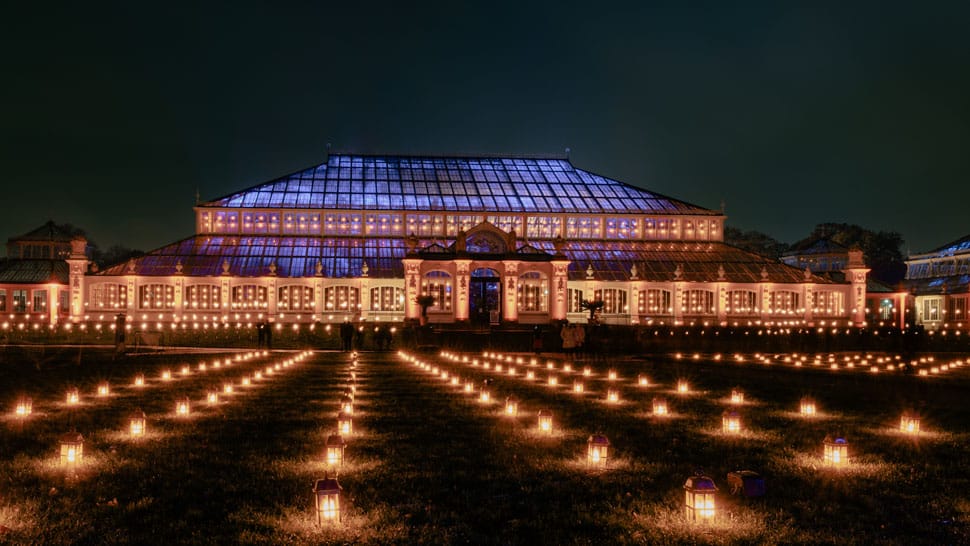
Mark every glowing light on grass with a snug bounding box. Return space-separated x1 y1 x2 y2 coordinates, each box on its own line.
60 431 84 467
224 383 234 394
900 413 920 435
583 367 592 377
563 364 573 373
450 376 459 386
207 391 219 405
606 388 620 404
722 410 741 433
181 365 191 376
684 474 717 522
161 370 172 381
823 435 849 467
587 434 610 468
133 374 145 387
537 409 553 433
526 370 535 381
730 388 744 404
479 387 491 403
505 395 519 417
607 369 618 381
97 382 110 397
573 381 584 393
677 380 689 394
638 374 649 387
337 412 353 435
242 376 251 386
15 396 32 417
546 361 555 369
313 475 343 524
340 395 354 415
508 367 516 377
800 397 817 416
547 375 558 387
325 434 346 467
176 397 191 416
66 387 80 405
464 382 474 393
653 397 668 416
129 409 147 437
198 362 207 371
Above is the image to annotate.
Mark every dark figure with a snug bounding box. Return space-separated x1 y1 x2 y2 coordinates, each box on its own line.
340 321 354 351
375 326 392 351
264 321 273 350
257 321 266 348
532 325 543 354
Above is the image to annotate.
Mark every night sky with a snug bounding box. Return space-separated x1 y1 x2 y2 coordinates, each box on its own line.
3 2 968 255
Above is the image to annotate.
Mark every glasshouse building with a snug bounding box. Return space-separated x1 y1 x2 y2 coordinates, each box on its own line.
65 153 867 327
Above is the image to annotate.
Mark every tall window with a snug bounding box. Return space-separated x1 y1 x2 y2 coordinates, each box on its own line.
726 290 758 315
948 297 967 322
231 285 268 310
812 291 843 316
526 216 561 239
0 289 5 312
517 272 548 312
567 288 584 314
605 218 639 239
91 283 128 309
370 286 405 312
139 284 175 310
242 212 280 234
213 211 238 234
920 298 942 322
422 271 452 311
286 213 322 234
365 214 403 236
684 289 715 315
185 285 221 310
566 217 602 239
59 290 69 313
12 290 27 313
324 286 360 312
32 290 48 313
278 285 314 311
769 291 801 315
638 289 672 315
594 288 628 314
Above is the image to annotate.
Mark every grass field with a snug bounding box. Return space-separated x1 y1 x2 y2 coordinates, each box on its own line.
0 343 968 545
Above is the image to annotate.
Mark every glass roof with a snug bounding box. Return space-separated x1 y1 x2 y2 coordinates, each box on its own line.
201 154 716 215
0 259 68 284
922 234 970 258
98 236 820 284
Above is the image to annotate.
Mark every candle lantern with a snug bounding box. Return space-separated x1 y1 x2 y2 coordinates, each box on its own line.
15 396 32 417
526 370 535 380
606 388 620 403
66 386 80 405
97 382 110 397
548 375 558 387
337 411 353 435
608 369 618 381
537 409 553 433
313 475 343 524
325 434 347 467
730 388 744 404
207 391 219 405
800 396 816 416
223 383 234 394
464 381 474 393
254 371 263 380
583 367 592 377
587 434 610 467
181 365 190 376
479 387 491 403
823 435 849 466
722 410 741 433
340 395 354 415
899 412 920 435
176 397 190 416
242 376 251 386
563 364 573 373
684 473 717 522
129 409 147 437
508 367 516 376
161 369 172 381
60 431 84 466
505 395 519 416
677 380 689 394
638 374 649 387
134 373 145 387
653 397 669 416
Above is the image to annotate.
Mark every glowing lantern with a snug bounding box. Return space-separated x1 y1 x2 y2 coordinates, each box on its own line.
722 410 741 433
223 383 234 394
526 370 535 380
175 397 190 416
343 387 354 401
15 396 32 417
325 434 347 467
587 434 610 467
800 397 816 416
129 409 147 437
505 395 519 417
340 395 354 415
59 431 84 467
606 388 620 404
464 381 474 393
133 374 145 387
684 474 717 522
583 367 592 377
638 374 649 387
254 371 263 380
337 412 353 435
653 397 668 416
900 412 920 435
547 375 558 387
66 387 80 405
823 435 849 466
537 410 553 433
207 391 219 405
607 369 618 381
242 376 251 386
161 369 172 381
181 365 190 376
730 388 744 404
97 382 110 397
479 387 491 403
313 475 343 524
677 380 689 394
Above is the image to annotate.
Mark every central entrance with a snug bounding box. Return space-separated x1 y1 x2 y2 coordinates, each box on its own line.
470 268 501 325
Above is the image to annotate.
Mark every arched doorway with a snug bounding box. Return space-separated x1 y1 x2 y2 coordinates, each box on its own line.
470 268 501 325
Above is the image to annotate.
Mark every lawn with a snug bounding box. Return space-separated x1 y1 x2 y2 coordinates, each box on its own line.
0 343 968 544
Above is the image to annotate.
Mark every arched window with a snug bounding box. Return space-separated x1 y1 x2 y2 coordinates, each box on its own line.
139 284 175 310
422 271 452 311
683 289 715 315
278 285 314 311
185 285 221 310
517 272 548 312
638 289 672 315
768 291 801 315
370 286 405 312
726 290 758 315
231 285 268 310
324 286 361 312
90 283 128 310
594 288 629 314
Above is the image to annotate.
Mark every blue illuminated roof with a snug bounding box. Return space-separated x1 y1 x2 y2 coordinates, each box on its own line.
922 234 970 258
200 154 717 215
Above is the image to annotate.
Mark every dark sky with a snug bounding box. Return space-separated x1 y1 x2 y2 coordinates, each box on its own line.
2 2 968 255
